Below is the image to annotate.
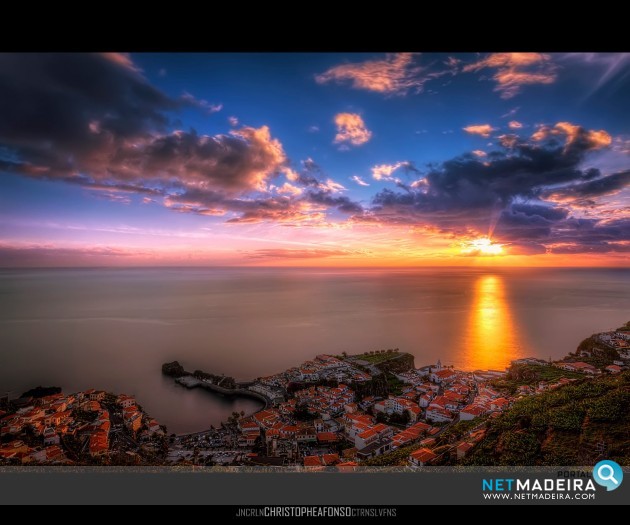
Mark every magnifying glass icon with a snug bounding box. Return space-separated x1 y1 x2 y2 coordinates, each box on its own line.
597 465 619 485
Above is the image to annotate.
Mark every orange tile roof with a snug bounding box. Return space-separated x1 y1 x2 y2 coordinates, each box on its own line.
410 447 436 463
322 454 341 466
304 456 323 467
316 432 338 442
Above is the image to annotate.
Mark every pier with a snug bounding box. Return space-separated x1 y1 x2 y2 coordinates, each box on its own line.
174 376 273 409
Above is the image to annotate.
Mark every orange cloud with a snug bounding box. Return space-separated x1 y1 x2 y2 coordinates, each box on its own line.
316 53 425 95
334 113 372 147
508 120 523 129
276 182 303 196
532 122 612 150
464 52 557 98
463 124 495 138
472 150 487 157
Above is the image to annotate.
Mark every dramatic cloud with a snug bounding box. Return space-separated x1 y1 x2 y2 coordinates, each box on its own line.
464 53 557 98
532 122 612 151
508 121 523 129
472 150 487 157
316 53 432 96
0 53 369 225
334 113 372 147
368 124 628 253
463 124 495 138
543 171 630 204
0 54 268 192
351 175 370 187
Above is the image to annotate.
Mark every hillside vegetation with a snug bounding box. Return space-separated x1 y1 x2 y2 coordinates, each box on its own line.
463 371 630 466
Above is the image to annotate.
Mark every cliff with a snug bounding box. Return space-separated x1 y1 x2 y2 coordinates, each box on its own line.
463 370 630 466
374 352 415 374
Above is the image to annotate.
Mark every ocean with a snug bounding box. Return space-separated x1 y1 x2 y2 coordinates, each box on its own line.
0 267 628 433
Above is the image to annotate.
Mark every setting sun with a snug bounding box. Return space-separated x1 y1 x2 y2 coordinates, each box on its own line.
462 237 505 256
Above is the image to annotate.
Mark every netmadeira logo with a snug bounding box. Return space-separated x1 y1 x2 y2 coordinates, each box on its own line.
482 461 624 501
593 460 624 491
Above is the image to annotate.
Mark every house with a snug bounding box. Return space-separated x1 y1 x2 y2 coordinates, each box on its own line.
409 447 437 466
425 407 453 423
240 422 261 445
279 425 299 439
430 369 457 384
86 390 106 402
457 442 474 459
44 445 67 463
117 395 135 408
296 427 317 443
336 461 359 469
407 406 422 422
391 422 431 449
344 403 358 414
555 361 599 374
490 398 511 411
0 440 29 460
605 365 622 374
89 431 109 457
321 453 341 466
354 423 393 449
316 432 339 444
125 414 142 433
459 405 486 421
303 455 323 467
356 437 393 460
43 427 60 446
84 401 102 412
418 394 433 408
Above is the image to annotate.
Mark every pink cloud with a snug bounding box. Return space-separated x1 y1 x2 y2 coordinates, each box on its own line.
334 113 372 147
464 52 557 98
463 124 495 138
316 53 429 95
351 175 370 187
532 121 612 150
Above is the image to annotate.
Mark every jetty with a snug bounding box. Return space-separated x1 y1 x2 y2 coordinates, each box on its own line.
161 361 285 412
174 375 273 409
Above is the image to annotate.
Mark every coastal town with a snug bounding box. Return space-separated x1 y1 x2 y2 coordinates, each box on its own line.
2 323 629 467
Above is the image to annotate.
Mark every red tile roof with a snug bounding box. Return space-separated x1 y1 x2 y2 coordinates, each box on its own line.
410 448 437 464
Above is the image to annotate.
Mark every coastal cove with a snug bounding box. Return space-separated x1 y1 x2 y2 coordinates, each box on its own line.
0 267 629 433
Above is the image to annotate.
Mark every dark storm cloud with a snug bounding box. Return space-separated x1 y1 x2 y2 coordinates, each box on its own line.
0 53 173 166
0 53 288 194
372 140 600 219
367 129 629 252
306 190 364 214
493 204 569 241
543 170 630 202
0 53 362 225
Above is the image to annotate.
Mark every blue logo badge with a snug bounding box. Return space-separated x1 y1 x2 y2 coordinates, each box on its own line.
593 460 623 491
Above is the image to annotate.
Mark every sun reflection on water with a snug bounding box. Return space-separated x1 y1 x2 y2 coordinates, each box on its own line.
463 274 524 371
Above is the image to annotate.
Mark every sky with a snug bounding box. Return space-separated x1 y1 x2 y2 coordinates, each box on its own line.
0 52 629 267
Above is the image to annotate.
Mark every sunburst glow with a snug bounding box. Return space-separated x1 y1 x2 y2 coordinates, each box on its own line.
462 237 505 256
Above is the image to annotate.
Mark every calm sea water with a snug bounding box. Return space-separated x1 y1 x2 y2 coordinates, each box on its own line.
0 267 628 433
